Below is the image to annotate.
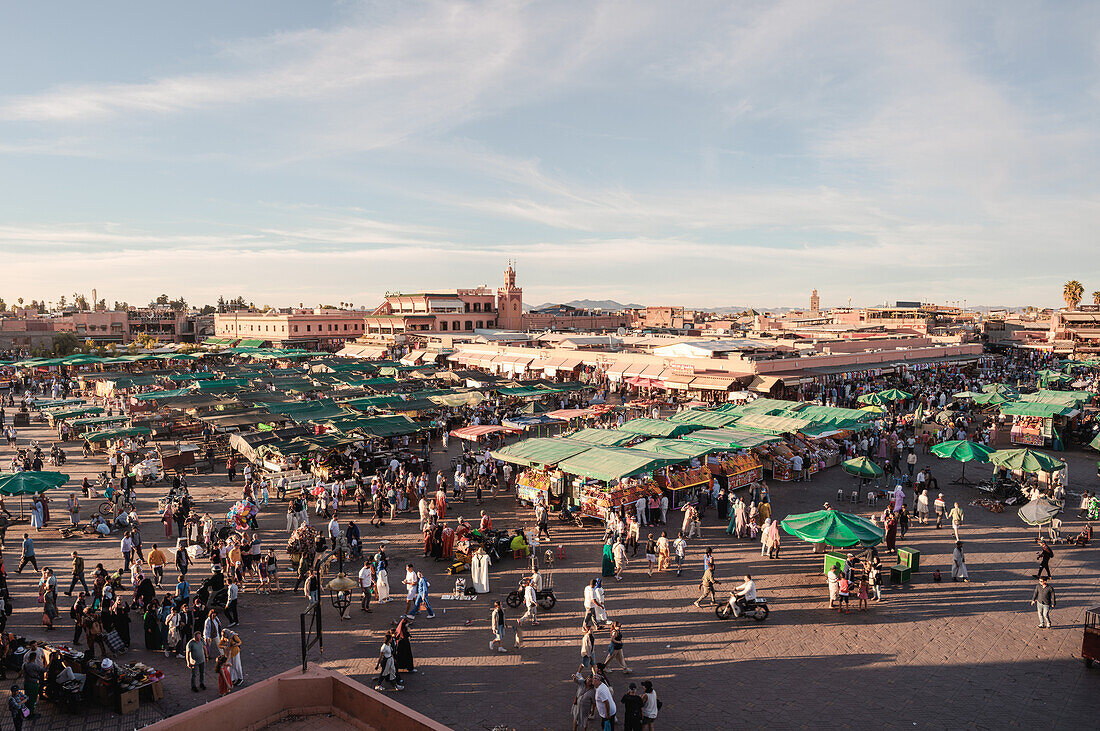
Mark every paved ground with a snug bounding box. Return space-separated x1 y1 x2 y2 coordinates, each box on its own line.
5 416 1099 730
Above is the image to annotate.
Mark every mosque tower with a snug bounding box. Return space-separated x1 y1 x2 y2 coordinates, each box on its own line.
496 260 524 330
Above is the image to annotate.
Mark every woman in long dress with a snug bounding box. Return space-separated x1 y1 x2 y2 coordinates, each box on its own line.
143 598 163 650
375 561 390 602
734 498 748 538
394 618 415 673
594 578 608 624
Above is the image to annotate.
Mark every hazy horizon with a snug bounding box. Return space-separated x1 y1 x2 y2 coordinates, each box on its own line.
1 1 1098 309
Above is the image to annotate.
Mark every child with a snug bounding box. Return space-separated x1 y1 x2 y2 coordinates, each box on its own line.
837 575 850 614
857 577 869 611
216 655 233 696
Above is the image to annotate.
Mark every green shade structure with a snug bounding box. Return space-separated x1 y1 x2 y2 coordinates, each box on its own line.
0 471 69 518
1017 498 1062 537
858 405 884 414
952 391 982 400
876 388 913 402
781 509 884 548
1089 432 1100 451
971 392 1013 407
841 457 883 478
982 383 1019 398
931 439 996 485
856 392 887 406
989 448 1065 474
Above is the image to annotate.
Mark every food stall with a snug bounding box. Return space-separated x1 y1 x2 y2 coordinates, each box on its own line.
707 452 764 490
515 468 565 506
577 478 662 521
41 643 165 715
1001 401 1077 447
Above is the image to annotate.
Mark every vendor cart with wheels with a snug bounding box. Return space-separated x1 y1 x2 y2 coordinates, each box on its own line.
1082 605 1100 668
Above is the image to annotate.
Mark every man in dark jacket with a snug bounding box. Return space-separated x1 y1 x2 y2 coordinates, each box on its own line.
1030 577 1056 629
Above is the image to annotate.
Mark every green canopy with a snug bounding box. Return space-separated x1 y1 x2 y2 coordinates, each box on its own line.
564 428 636 447
952 390 982 400
85 426 153 443
876 388 913 401
616 418 700 438
490 438 592 467
1089 432 1100 451
667 410 741 429
989 448 1065 473
982 383 1019 397
856 392 887 406
930 440 996 463
556 447 661 482
840 457 883 478
999 401 1074 418
132 388 193 401
0 471 69 496
343 415 422 438
629 438 718 465
682 428 782 450
45 406 105 420
781 509 884 547
971 392 1014 407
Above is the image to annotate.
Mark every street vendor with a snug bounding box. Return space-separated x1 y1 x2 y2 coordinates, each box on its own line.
509 529 530 557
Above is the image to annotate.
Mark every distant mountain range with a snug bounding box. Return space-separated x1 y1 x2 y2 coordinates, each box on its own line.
526 299 645 311
526 300 1036 315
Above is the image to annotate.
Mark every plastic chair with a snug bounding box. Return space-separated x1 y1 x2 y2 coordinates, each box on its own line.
867 492 878 506
849 491 858 504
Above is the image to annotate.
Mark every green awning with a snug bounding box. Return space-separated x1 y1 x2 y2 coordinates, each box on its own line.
683 428 783 450
556 447 661 482
629 438 718 465
238 339 266 347
45 406 105 420
341 395 408 410
68 415 130 428
999 402 1075 417
616 418 701 438
490 438 593 467
85 426 152 443
132 388 193 401
668 410 741 429
344 415 422 438
564 428 636 447
165 372 217 382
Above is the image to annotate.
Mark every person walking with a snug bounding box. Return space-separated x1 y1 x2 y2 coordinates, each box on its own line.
693 564 718 607
582 579 603 629
672 532 686 576
1030 577 1056 629
16 534 37 574
218 629 243 686
603 621 632 673
489 600 508 653
580 624 596 670
185 632 206 692
948 502 964 540
358 561 374 612
934 493 946 529
519 579 539 626
66 551 88 596
1036 539 1053 580
613 539 627 581
951 541 970 582
640 680 659 731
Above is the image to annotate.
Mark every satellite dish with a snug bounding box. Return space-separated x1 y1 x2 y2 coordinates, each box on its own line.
616 327 627 336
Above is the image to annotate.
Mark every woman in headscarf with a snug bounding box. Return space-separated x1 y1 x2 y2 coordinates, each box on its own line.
143 597 163 650
601 539 615 577
767 518 781 558
760 518 773 557
219 628 243 685
393 617 415 674
734 497 748 538
29 496 43 531
374 631 402 691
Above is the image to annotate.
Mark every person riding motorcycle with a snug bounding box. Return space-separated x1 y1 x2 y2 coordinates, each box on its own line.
732 574 756 614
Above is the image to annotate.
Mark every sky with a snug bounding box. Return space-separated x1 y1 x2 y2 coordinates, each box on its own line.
1 0 1098 310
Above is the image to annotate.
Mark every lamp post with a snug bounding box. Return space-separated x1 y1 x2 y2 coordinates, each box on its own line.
327 574 357 620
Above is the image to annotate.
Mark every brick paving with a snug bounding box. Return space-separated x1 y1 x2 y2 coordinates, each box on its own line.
4 419 1099 730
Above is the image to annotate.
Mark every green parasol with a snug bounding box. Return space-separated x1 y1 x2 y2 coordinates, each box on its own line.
876 388 913 401
0 471 70 518
858 405 884 414
989 448 1065 474
1017 498 1062 538
931 439 996 485
982 383 1019 397
1089 432 1100 451
781 509 884 548
856 393 887 406
841 456 884 478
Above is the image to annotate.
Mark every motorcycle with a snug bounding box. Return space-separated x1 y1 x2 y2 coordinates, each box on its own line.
715 592 769 621
505 577 558 611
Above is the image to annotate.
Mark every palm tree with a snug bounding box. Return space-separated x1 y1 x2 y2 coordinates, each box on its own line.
1063 280 1084 310
1093 290 1100 306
